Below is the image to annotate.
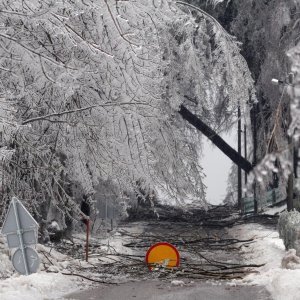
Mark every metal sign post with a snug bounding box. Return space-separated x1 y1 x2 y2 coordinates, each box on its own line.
80 212 90 262
86 218 90 262
1 197 40 275
12 199 29 275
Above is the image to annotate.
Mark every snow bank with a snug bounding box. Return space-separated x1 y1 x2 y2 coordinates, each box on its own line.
0 237 82 299
0 273 77 300
230 223 300 300
262 203 286 216
0 237 14 278
278 210 300 254
0 229 133 300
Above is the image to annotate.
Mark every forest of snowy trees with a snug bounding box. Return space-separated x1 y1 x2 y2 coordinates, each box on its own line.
0 0 299 239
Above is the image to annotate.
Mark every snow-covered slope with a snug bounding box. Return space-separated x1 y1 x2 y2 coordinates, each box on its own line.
231 223 300 300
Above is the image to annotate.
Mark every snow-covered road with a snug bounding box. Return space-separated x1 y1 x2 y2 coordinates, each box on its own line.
2 214 300 300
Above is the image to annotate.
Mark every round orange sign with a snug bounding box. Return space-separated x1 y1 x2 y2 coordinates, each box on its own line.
145 242 180 270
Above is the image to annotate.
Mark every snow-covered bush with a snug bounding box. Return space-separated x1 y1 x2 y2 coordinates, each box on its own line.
281 248 300 270
278 210 300 254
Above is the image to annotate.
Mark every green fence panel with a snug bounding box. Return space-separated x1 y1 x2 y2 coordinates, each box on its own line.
242 187 285 214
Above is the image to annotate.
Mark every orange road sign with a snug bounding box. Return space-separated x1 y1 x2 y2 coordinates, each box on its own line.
145 242 180 270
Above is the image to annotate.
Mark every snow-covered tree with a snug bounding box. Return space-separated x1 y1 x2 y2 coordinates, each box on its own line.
288 45 300 193
0 0 254 228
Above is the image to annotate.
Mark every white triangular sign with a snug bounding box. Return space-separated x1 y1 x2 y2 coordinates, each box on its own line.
1 197 38 235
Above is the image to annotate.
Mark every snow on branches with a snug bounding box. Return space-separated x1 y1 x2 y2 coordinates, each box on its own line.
0 0 254 225
288 44 300 192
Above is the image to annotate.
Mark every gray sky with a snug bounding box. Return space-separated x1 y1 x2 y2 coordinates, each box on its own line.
201 130 236 205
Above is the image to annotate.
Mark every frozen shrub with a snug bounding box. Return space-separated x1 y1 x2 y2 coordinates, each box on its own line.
281 249 300 270
278 210 300 255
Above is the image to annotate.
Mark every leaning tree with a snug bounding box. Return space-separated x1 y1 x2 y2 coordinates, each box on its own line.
0 0 254 231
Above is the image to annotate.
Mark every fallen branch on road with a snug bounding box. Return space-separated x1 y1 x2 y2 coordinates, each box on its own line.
46 270 119 284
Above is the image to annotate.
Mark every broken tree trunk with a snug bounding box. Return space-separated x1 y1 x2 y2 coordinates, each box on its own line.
178 105 253 173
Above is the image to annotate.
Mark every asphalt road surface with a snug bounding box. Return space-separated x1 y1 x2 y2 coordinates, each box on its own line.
64 214 274 300
65 280 271 300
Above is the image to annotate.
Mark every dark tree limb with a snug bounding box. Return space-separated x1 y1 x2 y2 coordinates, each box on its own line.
60 271 118 284
179 105 253 173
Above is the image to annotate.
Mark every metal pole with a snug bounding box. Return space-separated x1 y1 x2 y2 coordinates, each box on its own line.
238 104 242 210
12 198 29 275
85 218 90 262
105 198 107 220
111 198 115 231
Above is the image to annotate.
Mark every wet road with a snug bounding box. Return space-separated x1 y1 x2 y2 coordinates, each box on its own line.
65 279 271 300
63 217 272 300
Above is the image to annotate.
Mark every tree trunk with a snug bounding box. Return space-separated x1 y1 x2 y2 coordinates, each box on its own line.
178 105 253 173
287 173 294 211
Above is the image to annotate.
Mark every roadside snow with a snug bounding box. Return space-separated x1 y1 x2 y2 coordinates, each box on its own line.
171 280 185 286
0 228 141 300
230 222 300 300
0 236 83 300
262 204 287 216
0 273 77 300
0 239 14 278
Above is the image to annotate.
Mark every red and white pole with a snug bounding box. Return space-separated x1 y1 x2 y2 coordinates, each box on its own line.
85 218 90 262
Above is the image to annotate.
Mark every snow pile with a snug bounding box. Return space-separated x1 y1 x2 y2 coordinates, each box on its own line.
171 280 185 286
278 210 300 254
35 243 72 271
262 203 286 216
281 249 300 270
0 273 77 300
230 223 300 300
0 228 136 300
0 237 14 278
0 238 85 299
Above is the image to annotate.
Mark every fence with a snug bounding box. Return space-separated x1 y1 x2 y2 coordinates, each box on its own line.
243 187 286 214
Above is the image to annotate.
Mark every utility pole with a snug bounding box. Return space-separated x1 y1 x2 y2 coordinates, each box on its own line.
286 107 294 211
287 72 295 211
238 104 242 211
179 105 253 173
252 103 258 214
287 127 294 211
